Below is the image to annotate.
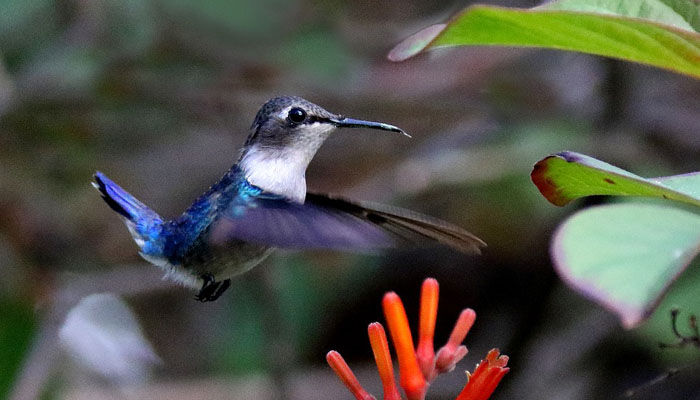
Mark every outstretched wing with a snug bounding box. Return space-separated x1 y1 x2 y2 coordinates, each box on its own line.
210 192 485 254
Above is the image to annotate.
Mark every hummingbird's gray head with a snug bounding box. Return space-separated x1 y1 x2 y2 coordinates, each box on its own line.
239 96 406 202
244 96 405 149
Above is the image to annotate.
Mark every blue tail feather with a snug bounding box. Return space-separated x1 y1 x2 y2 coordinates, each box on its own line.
93 172 163 240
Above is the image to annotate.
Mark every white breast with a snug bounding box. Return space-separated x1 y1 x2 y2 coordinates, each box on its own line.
239 146 309 203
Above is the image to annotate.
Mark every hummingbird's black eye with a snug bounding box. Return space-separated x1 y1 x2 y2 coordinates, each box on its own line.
288 107 306 124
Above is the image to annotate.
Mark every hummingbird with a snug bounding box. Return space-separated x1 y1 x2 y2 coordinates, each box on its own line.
94 96 485 302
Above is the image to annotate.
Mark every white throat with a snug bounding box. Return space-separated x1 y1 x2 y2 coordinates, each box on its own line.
239 145 311 203
239 122 335 203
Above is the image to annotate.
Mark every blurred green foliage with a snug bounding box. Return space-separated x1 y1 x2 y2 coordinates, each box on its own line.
0 299 36 399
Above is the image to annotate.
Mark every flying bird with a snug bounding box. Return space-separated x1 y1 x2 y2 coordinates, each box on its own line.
95 96 485 301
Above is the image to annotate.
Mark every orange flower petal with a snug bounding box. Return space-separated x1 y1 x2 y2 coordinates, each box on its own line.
416 278 439 380
449 308 476 347
455 349 509 400
383 292 427 400
436 309 475 373
326 350 376 400
368 323 402 400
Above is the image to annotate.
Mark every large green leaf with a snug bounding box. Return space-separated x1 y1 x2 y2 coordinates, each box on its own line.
531 151 700 327
388 0 700 78
531 151 700 207
553 203 700 328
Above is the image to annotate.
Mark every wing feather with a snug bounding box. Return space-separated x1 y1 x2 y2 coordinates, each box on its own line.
209 191 485 254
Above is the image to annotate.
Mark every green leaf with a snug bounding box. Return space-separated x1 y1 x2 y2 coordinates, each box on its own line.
552 203 700 328
388 0 700 78
531 151 700 208
543 0 699 31
531 152 700 327
636 257 700 362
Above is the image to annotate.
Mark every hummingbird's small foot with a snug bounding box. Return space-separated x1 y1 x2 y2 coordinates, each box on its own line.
211 279 230 300
195 274 230 302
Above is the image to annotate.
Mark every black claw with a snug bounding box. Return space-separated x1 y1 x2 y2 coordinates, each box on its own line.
210 279 231 301
195 274 219 302
195 274 230 302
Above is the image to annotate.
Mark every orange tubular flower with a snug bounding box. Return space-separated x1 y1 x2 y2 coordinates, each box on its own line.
416 278 439 380
368 323 402 400
436 308 476 374
326 351 376 400
326 278 509 400
456 349 510 400
383 292 427 400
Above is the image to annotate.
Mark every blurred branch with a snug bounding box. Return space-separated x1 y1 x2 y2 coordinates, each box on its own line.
599 59 628 130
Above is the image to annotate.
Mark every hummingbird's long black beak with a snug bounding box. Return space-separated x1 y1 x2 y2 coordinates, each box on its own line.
329 117 410 137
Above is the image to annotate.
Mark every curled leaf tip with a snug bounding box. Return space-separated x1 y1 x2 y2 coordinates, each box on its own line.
388 24 447 62
557 151 581 163
530 155 570 206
